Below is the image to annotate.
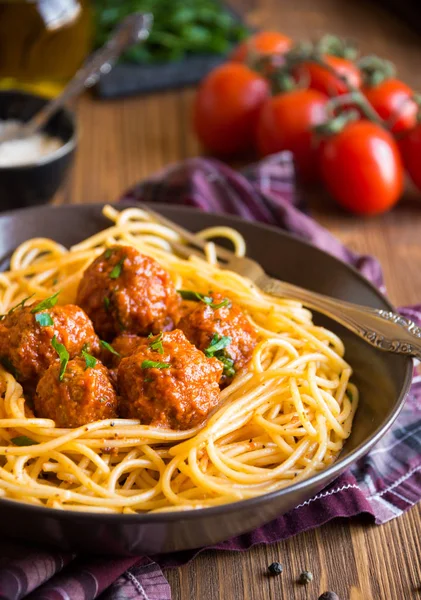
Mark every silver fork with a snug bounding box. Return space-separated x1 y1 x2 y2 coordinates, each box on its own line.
143 206 421 361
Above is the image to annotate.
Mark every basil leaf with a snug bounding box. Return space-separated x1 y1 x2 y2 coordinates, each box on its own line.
82 349 97 370
100 340 120 357
104 248 113 259
141 360 171 369
109 258 125 279
204 334 232 357
30 291 60 314
148 332 164 354
35 313 54 327
51 335 69 381
11 435 38 446
103 296 111 311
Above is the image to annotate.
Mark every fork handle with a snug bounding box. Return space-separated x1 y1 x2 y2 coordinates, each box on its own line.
261 276 421 360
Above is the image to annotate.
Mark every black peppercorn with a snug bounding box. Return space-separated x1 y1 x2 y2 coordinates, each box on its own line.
318 593 339 600
298 570 313 584
268 561 283 575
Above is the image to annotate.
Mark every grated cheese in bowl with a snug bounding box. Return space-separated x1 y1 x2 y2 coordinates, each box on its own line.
0 120 62 167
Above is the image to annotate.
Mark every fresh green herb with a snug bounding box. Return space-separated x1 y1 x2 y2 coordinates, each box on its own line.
0 294 36 320
104 296 111 311
141 360 171 369
109 258 125 279
178 289 213 304
104 248 113 259
82 349 97 370
268 562 283 575
0 357 20 380
298 571 313 585
210 298 231 310
148 332 164 354
178 290 231 309
93 0 248 65
144 376 153 383
30 291 60 314
100 340 120 357
51 335 69 381
204 334 235 377
35 313 54 327
217 355 235 378
11 436 38 446
204 334 231 357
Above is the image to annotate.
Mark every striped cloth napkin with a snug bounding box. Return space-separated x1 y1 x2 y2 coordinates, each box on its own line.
1 153 420 600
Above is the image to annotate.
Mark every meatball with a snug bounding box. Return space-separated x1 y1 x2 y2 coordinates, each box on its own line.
0 303 100 388
76 245 180 340
108 333 145 366
35 357 117 428
103 333 145 385
117 329 223 430
178 291 258 384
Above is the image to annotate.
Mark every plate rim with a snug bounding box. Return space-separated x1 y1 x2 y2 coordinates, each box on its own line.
0 202 413 522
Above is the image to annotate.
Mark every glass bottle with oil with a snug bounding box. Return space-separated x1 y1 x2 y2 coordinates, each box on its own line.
0 0 92 97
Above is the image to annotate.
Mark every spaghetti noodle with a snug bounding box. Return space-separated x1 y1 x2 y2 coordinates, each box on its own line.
0 205 358 513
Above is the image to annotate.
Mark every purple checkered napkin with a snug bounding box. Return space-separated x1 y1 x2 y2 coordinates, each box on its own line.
1 153 420 600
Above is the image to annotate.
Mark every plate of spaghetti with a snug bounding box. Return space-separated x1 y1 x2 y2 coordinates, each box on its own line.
0 203 412 555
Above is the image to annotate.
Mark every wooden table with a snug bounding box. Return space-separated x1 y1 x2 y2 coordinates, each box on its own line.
58 1 421 597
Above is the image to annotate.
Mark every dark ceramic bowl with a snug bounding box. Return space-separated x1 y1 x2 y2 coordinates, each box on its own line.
0 90 76 211
0 204 412 556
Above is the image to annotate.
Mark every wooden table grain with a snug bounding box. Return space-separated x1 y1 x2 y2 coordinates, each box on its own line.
58 1 421 597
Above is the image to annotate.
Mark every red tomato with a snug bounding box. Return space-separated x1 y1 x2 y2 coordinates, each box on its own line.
319 120 404 215
256 89 328 181
295 55 361 96
363 78 417 134
230 31 293 63
399 124 421 190
193 63 269 155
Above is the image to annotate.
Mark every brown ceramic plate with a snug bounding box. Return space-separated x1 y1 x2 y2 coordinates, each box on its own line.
0 204 412 555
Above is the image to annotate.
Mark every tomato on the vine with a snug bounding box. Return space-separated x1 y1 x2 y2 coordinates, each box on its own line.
399 124 421 190
362 78 417 134
256 89 328 182
193 62 269 155
294 55 361 96
319 120 404 215
230 31 293 63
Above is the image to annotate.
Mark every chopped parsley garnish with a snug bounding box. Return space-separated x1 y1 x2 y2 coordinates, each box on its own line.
51 335 69 381
0 356 20 380
35 313 54 327
82 349 97 369
30 291 60 314
204 334 235 377
11 436 38 446
141 360 171 369
148 332 164 354
104 248 113 259
177 290 231 310
204 334 232 356
109 258 125 279
103 296 111 311
210 298 231 310
0 294 36 319
100 340 120 357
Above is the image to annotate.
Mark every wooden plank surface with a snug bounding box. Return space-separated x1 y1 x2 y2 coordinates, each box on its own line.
59 0 421 597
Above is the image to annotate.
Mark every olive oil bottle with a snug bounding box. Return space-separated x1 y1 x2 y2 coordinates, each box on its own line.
0 0 92 97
